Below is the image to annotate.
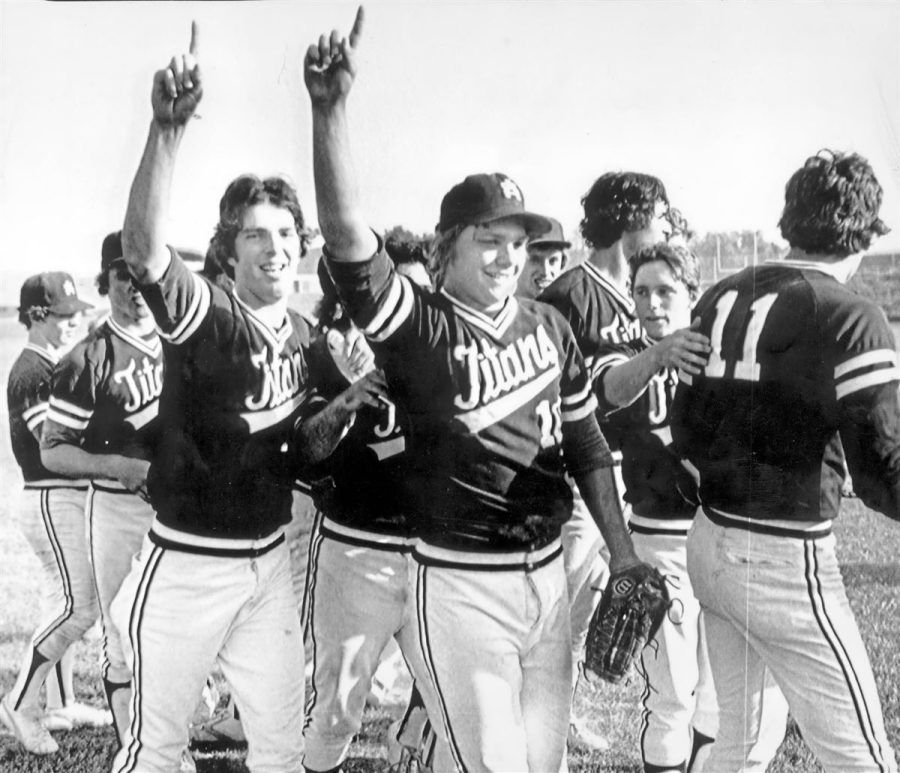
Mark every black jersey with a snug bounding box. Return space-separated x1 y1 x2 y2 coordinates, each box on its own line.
138 251 313 543
42 319 164 470
7 345 74 486
302 334 412 540
325 250 611 554
672 260 900 536
595 336 699 533
540 261 642 453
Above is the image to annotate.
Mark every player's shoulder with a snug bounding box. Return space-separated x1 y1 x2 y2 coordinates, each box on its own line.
540 264 590 304
58 325 111 375
8 346 53 392
286 308 314 346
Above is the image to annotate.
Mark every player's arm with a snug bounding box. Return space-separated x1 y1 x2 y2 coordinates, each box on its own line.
305 7 378 262
601 321 710 409
123 23 201 284
296 370 388 464
41 444 150 500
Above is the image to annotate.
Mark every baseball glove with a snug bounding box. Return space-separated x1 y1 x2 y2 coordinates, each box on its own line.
583 563 670 685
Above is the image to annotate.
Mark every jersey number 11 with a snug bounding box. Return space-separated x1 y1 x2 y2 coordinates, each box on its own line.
704 291 778 381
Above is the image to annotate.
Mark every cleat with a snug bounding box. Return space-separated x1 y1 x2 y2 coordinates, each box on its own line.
567 718 610 752
46 702 113 728
0 694 59 755
41 712 74 732
189 708 246 747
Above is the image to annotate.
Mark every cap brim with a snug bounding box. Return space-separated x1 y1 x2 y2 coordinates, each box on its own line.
50 298 93 314
484 211 554 239
529 238 571 249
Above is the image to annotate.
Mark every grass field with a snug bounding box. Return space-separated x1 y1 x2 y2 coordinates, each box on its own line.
1 311 898 772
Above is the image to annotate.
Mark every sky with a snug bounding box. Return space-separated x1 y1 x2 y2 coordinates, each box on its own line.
0 0 898 305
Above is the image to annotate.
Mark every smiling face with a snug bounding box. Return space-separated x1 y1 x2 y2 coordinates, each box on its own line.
441 219 528 312
228 201 302 308
517 245 566 299
632 260 693 340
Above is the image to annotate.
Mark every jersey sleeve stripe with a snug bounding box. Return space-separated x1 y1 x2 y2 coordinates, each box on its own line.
834 349 898 379
592 352 629 382
23 402 48 421
48 397 92 419
162 273 211 345
364 275 413 342
677 368 694 386
835 367 900 400
561 394 598 423
44 411 90 431
561 383 591 406
26 410 48 433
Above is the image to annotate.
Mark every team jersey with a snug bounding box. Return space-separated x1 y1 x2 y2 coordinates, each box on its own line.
671 260 900 536
324 249 612 554
594 335 699 533
7 345 76 486
301 334 412 541
41 318 164 480
540 261 642 452
138 251 313 543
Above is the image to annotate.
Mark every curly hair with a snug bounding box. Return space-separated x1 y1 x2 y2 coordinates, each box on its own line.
580 172 670 250
427 224 467 289
207 175 310 279
628 242 702 301
779 150 890 257
18 307 48 329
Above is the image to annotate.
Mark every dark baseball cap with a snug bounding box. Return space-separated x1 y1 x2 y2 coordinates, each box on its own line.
528 217 571 250
101 231 124 272
437 173 552 237
19 272 93 316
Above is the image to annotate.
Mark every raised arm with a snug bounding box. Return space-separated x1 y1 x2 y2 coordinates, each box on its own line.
305 7 378 262
123 22 202 284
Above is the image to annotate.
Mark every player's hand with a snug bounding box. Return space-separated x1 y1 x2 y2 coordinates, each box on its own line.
343 331 376 379
151 21 202 127
655 318 710 375
304 6 365 107
115 457 152 501
336 369 388 413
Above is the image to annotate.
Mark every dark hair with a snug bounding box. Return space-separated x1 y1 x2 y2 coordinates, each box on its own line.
385 236 431 271
200 245 236 293
779 150 889 257
19 307 48 329
628 242 701 301
207 175 309 279
666 207 695 243
580 172 670 249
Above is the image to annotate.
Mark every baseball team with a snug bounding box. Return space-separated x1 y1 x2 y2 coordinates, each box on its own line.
2 7 899 773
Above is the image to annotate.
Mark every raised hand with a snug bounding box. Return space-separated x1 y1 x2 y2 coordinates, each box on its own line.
338 369 388 413
151 21 202 127
656 318 711 375
304 6 365 106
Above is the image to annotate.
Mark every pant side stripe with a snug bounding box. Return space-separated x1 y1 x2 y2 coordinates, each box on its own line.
32 490 74 650
804 541 889 772
415 564 470 773
116 544 164 773
301 512 325 731
86 487 111 680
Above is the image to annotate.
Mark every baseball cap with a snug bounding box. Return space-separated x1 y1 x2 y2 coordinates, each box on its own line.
18 272 93 316
101 231 125 272
528 217 571 250
437 173 552 237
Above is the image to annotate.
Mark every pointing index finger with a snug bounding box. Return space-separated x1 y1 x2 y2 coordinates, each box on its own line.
348 6 364 49
189 20 199 57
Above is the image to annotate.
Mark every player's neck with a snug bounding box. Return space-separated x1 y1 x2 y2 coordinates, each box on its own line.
110 309 156 337
587 245 630 291
235 284 289 328
27 329 60 358
783 247 863 285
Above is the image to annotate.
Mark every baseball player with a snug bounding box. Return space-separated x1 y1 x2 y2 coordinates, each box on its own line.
596 242 788 773
109 23 309 772
672 149 900 772
2 273 109 756
539 172 675 746
304 11 649 770
297 278 414 773
40 232 163 749
516 217 569 300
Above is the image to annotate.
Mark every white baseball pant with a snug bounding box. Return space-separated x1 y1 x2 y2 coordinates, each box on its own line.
110 529 305 773
688 509 897 773
405 540 571 773
301 516 415 771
